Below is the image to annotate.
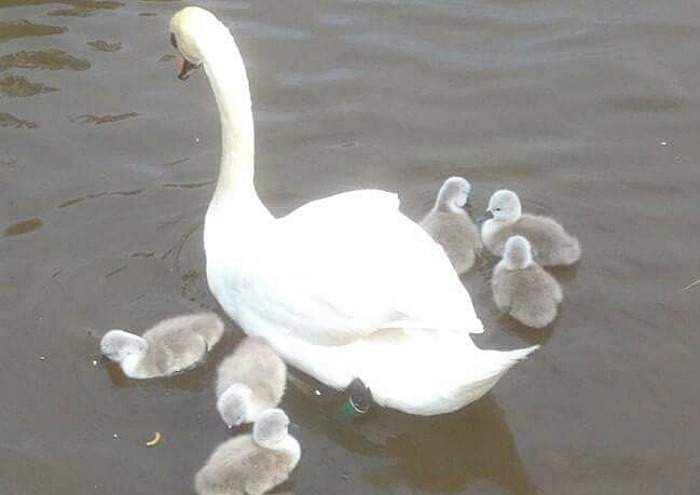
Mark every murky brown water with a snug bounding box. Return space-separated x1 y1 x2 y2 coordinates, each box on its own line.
2 1 699 494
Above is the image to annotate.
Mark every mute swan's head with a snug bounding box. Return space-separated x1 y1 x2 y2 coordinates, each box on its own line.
217 383 253 428
100 330 148 363
253 409 291 448
436 177 471 211
485 189 522 222
169 6 230 80
503 235 533 269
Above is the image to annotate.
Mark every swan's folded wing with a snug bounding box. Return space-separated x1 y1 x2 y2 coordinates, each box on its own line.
241 190 483 345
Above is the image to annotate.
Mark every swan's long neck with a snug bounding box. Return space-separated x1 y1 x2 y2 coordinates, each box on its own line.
199 34 270 223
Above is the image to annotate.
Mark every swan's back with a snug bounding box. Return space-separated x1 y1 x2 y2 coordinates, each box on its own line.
213 189 484 348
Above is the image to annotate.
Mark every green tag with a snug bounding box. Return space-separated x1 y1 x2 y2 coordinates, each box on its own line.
338 397 367 422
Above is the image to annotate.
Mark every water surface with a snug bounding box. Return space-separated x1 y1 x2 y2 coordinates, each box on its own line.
1 1 698 494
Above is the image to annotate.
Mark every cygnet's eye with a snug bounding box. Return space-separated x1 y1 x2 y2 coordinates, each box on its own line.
495 207 501 211
170 33 178 49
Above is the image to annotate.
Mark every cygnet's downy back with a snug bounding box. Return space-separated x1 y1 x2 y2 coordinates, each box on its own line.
194 409 301 495
216 337 287 427
491 236 563 328
481 190 581 266
420 177 482 275
100 312 226 379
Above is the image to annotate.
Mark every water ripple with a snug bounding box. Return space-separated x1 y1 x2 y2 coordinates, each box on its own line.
0 21 66 42
3 217 43 237
0 49 90 71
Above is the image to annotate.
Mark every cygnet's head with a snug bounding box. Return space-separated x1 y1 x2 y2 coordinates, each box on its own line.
100 330 147 363
217 383 253 428
503 235 533 269
253 409 290 448
436 177 471 212
169 7 231 79
487 189 522 222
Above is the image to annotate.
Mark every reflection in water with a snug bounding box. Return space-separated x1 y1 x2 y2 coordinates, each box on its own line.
87 40 122 52
130 251 155 258
0 49 90 71
373 396 536 495
104 265 127 279
58 189 143 209
3 217 44 237
0 20 66 42
0 73 57 97
67 112 139 125
0 112 38 128
161 179 216 189
602 95 687 113
283 375 535 495
45 0 124 18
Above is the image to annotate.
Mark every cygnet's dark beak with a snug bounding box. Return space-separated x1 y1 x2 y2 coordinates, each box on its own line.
476 210 494 225
177 56 199 81
288 423 301 435
97 354 111 365
227 423 243 435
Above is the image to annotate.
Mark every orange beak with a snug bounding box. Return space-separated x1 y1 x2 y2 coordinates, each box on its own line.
177 55 198 81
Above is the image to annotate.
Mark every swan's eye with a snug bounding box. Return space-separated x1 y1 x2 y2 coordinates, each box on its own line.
170 33 178 49
495 208 501 211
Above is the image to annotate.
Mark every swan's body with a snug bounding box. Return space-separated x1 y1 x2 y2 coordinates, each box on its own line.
491 236 563 328
420 177 482 275
481 190 581 266
168 7 538 415
195 409 300 495
217 337 287 427
100 313 225 379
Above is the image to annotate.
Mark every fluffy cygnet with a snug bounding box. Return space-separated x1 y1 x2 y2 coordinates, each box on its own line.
491 236 563 328
419 177 482 275
216 337 287 428
481 190 581 266
100 312 225 379
194 408 301 495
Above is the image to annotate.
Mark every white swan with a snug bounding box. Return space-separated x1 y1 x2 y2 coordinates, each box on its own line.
168 6 538 415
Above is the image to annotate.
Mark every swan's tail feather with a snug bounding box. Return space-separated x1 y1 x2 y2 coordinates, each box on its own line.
457 344 540 406
480 344 539 380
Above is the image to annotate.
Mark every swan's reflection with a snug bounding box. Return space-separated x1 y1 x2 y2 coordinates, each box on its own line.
285 377 536 495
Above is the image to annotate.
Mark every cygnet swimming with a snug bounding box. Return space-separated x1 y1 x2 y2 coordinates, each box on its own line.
491 236 563 328
194 408 301 495
216 337 287 428
419 177 482 275
100 312 225 379
481 189 581 266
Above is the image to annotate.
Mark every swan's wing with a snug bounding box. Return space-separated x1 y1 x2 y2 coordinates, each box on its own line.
240 190 483 345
